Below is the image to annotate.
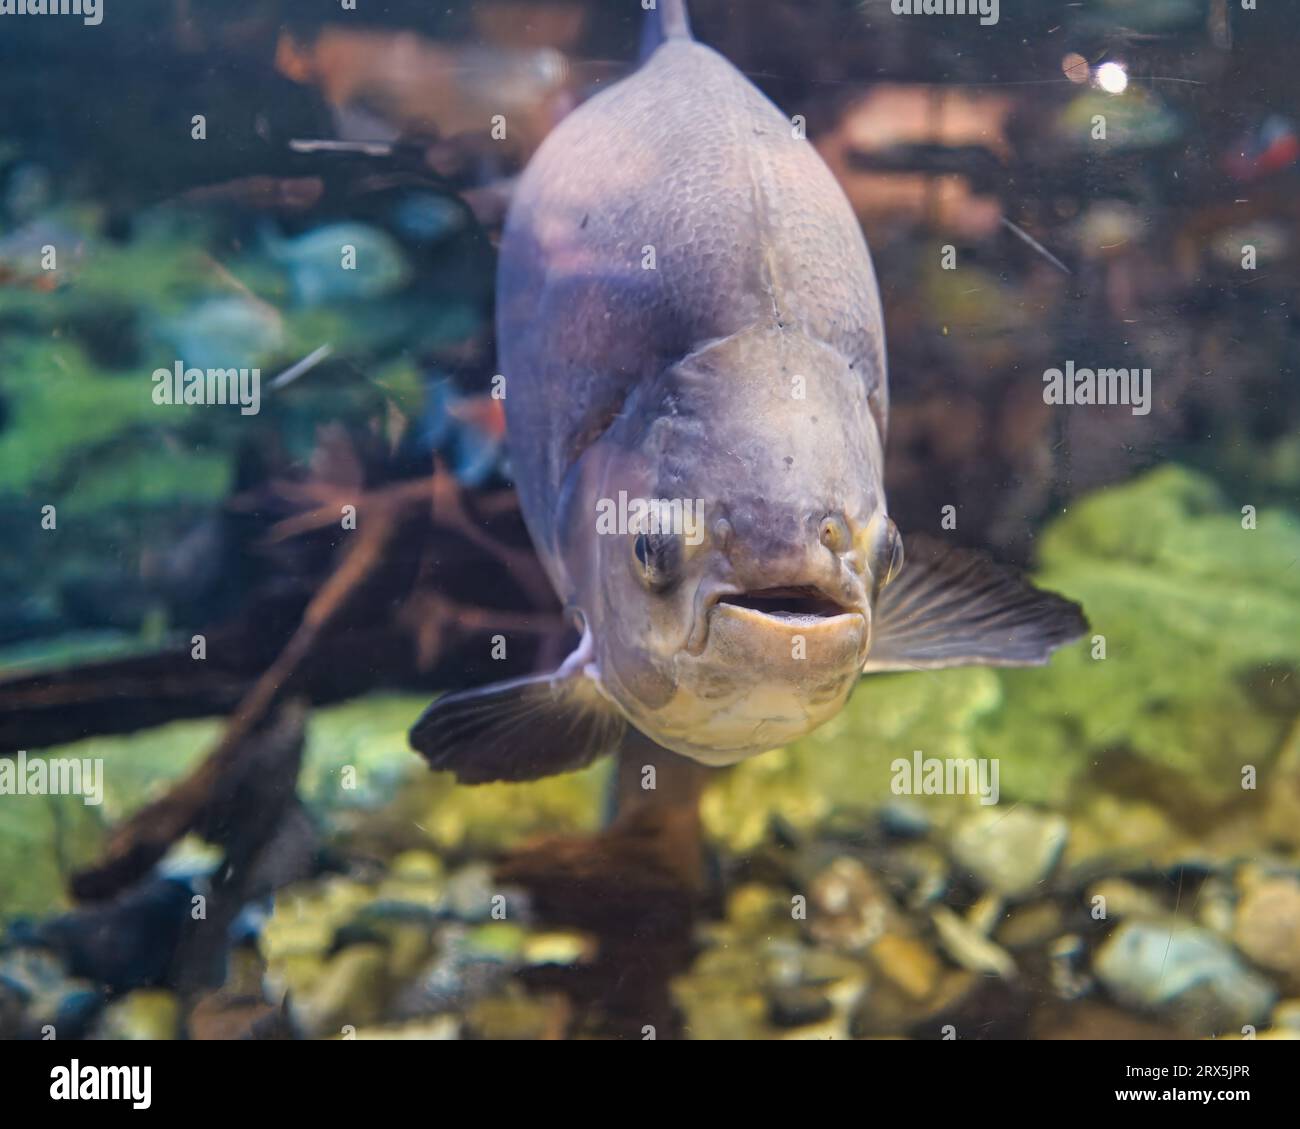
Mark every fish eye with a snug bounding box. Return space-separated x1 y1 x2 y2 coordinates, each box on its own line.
874 518 904 593
632 530 683 593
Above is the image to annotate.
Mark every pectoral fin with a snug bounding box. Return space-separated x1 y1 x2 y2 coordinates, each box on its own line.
409 636 625 784
864 535 1087 673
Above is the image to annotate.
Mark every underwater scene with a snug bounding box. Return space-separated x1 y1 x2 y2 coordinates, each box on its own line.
1 0 1298 1054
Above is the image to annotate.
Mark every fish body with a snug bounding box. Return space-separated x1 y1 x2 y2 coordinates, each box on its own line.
411 0 1084 783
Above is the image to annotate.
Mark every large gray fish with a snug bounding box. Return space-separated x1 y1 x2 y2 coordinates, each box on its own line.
411 0 1085 782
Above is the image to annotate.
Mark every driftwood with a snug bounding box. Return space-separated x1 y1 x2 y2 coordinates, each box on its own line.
58 460 562 904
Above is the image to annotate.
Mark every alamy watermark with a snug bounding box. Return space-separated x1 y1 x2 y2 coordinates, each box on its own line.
0 750 103 806
1043 361 1151 416
0 0 102 25
152 361 261 416
595 490 705 545
891 750 1000 806
891 0 998 27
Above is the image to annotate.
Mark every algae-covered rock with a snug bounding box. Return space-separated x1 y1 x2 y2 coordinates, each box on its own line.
1094 921 1275 1033
93 989 181 1040
301 694 607 854
949 807 1068 898
976 465 1300 810
0 720 216 922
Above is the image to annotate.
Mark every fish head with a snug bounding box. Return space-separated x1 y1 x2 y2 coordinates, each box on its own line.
576 328 902 764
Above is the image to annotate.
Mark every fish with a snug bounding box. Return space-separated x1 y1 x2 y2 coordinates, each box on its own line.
263 221 411 306
409 0 1086 783
1223 115 1299 184
420 377 507 488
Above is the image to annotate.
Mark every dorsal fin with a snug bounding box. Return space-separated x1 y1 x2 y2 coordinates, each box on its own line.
639 0 693 63
660 0 693 39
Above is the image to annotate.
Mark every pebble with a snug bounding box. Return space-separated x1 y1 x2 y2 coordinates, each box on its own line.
996 902 1064 950
889 844 950 910
1048 934 1091 1000
766 985 834 1029
1094 921 1276 1032
443 864 516 923
931 906 1017 979
522 931 596 967
807 857 894 953
1086 879 1167 923
0 947 103 1039
1271 999 1300 1032
966 893 1004 936
1195 876 1237 938
726 883 787 931
292 944 390 1038
465 989 568 1040
349 1016 460 1040
93 990 180 1040
876 799 932 840
868 934 942 1001
1232 876 1300 975
950 808 1068 898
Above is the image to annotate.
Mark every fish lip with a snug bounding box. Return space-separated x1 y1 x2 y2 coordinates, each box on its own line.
686 584 867 656
711 600 867 632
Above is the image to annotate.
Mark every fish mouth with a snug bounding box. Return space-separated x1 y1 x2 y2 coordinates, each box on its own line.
685 580 868 656
714 586 854 622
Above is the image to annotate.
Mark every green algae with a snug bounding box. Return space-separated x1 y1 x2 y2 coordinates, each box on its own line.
976 465 1300 809
712 465 1300 836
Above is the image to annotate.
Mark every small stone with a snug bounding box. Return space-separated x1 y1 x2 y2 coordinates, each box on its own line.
1194 876 1236 937
259 878 373 963
463 922 528 963
996 902 1064 950
1233 876 1300 975
1048 934 1091 1000
876 799 931 839
1063 796 1186 875
726 883 786 931
931 906 1017 979
93 991 180 1040
522 931 595 967
444 864 509 923
807 857 896 953
850 968 980 1039
966 893 1004 936
386 923 436 982
766 985 834 1029
1086 879 1168 923
1263 721 1300 850
1271 999 1300 1032
465 989 568 1040
869 934 942 1001
950 807 1068 898
349 1016 460 1040
0 947 103 1038
1094 922 1276 1033
389 850 444 882
890 844 950 910
292 944 389 1038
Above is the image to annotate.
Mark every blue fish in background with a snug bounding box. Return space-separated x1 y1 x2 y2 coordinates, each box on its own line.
154 295 284 372
419 375 506 488
263 221 411 306
392 193 467 246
